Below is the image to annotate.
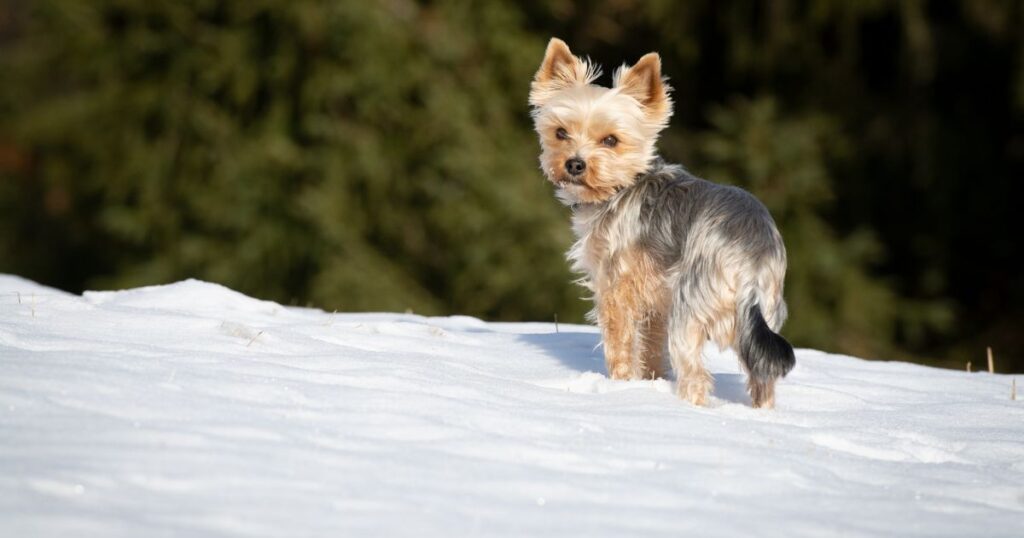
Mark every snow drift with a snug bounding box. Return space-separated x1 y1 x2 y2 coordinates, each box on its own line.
1 275 1021 536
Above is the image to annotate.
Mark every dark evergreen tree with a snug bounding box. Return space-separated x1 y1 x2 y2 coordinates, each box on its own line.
0 0 587 321
2 0 1022 370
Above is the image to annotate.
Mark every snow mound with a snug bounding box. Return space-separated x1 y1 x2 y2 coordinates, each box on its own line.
1 275 1022 537
0 274 73 297
83 278 283 316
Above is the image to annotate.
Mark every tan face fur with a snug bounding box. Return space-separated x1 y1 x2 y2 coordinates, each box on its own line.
530 38 673 205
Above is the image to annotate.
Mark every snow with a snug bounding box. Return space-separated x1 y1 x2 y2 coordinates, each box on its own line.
1 274 1022 537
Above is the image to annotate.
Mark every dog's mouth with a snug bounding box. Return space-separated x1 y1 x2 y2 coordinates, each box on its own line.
554 175 585 188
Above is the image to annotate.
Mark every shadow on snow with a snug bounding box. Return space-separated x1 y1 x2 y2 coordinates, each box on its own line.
512 328 752 406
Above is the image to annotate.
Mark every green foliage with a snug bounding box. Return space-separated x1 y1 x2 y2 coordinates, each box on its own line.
693 97 951 358
0 0 586 321
1 0 1021 369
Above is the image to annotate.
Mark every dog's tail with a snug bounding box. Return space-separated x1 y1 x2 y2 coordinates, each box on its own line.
737 300 795 408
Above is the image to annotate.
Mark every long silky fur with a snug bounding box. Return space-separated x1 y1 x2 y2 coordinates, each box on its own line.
569 160 794 407
530 39 794 408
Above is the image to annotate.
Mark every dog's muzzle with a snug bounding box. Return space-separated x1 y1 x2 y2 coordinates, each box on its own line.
565 157 586 177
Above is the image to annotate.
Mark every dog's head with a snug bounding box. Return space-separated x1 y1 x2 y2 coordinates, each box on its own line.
529 38 673 205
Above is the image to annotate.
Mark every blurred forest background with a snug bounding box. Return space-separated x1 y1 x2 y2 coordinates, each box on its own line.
1 0 1021 371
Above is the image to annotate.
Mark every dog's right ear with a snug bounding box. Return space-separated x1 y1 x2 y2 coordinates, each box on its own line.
530 38 599 107
613 53 673 130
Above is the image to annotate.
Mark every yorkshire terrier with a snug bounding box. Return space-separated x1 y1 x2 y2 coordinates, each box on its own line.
530 38 795 408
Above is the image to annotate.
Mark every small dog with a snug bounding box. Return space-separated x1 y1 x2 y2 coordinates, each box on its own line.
529 38 795 408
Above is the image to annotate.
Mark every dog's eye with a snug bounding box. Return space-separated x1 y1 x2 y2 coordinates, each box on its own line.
601 135 619 148
556 128 569 140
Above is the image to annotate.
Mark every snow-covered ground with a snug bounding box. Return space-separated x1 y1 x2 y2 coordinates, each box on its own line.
1 274 1022 537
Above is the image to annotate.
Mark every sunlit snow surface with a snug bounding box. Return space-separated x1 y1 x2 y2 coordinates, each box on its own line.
1 275 1022 537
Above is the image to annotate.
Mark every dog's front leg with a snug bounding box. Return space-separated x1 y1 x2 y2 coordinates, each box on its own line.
596 272 645 381
637 310 668 380
596 250 668 381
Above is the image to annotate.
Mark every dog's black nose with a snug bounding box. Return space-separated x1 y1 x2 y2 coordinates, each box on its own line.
565 158 586 176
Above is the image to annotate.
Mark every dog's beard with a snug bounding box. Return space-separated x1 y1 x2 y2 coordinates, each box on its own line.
554 183 586 206
548 174 586 206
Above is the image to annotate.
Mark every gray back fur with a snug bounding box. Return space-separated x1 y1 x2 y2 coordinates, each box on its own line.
569 158 789 346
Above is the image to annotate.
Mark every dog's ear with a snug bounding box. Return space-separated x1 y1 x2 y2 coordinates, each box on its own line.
530 38 599 107
614 53 673 128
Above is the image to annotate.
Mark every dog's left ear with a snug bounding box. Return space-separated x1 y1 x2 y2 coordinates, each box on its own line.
530 38 599 108
614 53 673 128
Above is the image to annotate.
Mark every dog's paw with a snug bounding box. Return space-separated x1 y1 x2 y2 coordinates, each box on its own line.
678 379 711 406
608 362 635 380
